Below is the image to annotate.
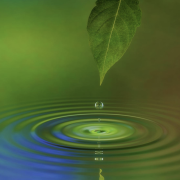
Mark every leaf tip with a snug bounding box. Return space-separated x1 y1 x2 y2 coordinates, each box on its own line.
100 74 105 86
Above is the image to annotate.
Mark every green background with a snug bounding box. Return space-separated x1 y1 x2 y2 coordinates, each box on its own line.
0 0 180 106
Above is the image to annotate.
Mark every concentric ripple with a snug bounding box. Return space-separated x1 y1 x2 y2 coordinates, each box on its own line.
0 98 180 180
32 114 164 150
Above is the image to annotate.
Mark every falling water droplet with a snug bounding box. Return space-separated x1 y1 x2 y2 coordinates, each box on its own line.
95 101 104 110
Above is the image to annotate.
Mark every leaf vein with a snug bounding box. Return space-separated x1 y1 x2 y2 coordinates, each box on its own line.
96 16 116 34
101 0 122 84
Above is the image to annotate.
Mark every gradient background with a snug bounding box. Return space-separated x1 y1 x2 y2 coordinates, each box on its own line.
0 0 180 105
0 1 180 180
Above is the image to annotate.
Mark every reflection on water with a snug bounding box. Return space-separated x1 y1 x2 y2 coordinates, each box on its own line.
99 169 104 180
0 98 180 179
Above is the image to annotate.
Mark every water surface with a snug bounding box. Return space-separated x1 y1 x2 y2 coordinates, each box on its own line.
0 98 180 180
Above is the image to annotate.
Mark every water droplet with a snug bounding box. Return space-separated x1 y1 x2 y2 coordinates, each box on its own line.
98 118 101 122
95 101 104 110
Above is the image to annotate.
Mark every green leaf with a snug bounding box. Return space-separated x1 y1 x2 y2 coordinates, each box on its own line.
87 0 141 85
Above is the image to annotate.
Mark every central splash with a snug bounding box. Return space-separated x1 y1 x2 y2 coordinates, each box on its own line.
94 129 106 134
